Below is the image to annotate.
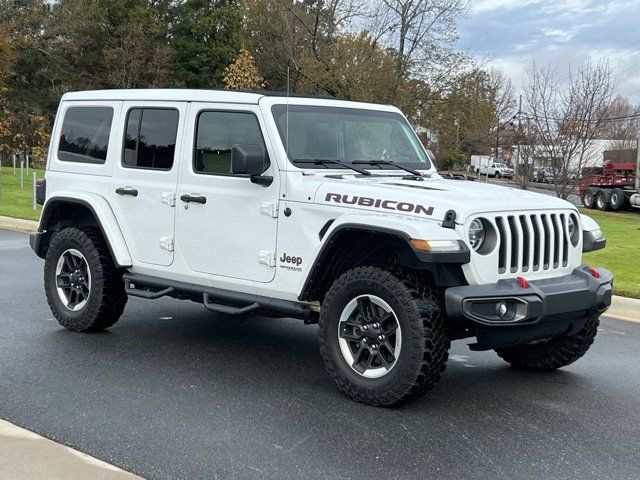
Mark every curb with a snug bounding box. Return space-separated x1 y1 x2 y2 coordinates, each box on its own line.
607 295 640 323
0 419 144 480
0 215 38 232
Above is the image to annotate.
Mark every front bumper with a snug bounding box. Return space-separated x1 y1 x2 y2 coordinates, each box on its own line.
444 265 613 351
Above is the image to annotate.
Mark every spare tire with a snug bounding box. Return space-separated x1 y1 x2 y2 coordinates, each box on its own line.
582 188 597 209
610 188 626 210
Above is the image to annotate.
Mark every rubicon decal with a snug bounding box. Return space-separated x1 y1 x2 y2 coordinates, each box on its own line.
325 193 434 216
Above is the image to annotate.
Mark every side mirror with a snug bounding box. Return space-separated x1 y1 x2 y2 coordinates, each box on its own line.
231 144 272 186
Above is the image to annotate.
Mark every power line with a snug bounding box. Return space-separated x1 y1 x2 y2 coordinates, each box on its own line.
519 111 640 123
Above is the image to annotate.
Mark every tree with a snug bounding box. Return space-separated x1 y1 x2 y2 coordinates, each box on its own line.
170 0 243 88
599 95 640 150
523 59 615 199
429 68 513 167
223 48 266 90
370 0 468 103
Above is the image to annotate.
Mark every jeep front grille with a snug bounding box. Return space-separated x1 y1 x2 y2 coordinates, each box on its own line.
494 213 570 274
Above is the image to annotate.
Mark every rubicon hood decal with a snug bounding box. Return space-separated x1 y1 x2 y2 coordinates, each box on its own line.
325 193 434 216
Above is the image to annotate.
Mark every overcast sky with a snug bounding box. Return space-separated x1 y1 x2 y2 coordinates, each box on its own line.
457 0 640 104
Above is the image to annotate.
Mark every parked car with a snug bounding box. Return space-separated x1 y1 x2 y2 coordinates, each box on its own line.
478 162 515 178
31 89 612 406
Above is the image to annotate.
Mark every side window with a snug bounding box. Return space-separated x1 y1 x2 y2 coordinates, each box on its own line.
194 111 266 175
58 107 114 164
123 108 179 170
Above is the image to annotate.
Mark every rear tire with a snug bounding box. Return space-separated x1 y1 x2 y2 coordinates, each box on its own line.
319 267 450 406
495 316 599 371
582 188 596 209
44 227 127 332
610 188 626 210
595 190 610 211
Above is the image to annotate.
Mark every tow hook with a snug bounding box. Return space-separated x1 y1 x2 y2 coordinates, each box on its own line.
516 276 529 288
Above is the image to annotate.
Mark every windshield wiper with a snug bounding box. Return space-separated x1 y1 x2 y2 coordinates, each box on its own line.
292 158 371 176
351 160 422 176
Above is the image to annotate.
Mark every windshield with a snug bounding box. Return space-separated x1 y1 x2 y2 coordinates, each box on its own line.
271 105 432 170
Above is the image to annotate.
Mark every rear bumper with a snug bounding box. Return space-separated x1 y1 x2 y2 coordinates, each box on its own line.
444 265 613 350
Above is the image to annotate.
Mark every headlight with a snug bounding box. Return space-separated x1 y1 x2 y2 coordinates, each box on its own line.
568 214 580 246
468 219 485 250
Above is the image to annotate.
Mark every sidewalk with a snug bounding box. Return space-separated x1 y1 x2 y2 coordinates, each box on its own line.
0 215 37 232
0 419 143 480
608 295 640 323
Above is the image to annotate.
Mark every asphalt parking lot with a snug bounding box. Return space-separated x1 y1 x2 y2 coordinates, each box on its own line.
1 228 639 480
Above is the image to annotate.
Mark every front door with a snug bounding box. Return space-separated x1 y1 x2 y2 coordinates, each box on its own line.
110 101 186 266
176 103 279 283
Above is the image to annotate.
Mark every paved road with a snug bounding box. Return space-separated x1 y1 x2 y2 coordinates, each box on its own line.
1 228 639 480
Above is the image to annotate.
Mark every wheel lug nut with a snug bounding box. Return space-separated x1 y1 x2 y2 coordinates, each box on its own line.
378 335 384 341
362 325 368 330
373 323 379 329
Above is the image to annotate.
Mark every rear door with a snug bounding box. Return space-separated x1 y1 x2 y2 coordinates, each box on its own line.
110 101 186 266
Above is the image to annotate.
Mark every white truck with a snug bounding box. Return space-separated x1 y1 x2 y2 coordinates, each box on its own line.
31 89 612 406
479 161 515 178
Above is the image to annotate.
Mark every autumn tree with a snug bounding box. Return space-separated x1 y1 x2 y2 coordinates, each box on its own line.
223 48 266 90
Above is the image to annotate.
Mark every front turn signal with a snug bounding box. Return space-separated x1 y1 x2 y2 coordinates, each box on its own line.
410 239 461 253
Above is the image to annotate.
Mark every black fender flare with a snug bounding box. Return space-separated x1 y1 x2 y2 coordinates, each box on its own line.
298 224 470 302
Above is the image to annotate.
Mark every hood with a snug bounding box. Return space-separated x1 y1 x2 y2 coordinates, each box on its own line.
314 175 576 223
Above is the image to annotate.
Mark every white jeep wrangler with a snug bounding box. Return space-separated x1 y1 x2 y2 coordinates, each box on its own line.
31 89 612 406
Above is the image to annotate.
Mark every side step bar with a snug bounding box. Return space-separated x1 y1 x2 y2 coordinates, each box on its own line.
123 273 316 320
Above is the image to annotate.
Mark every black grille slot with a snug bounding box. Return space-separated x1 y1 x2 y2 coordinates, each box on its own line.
507 216 519 273
541 214 551 269
531 216 540 271
495 217 507 273
519 215 530 271
551 213 560 268
561 214 569 266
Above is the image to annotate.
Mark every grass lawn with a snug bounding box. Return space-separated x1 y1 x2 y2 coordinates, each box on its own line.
0 166 44 221
581 208 640 299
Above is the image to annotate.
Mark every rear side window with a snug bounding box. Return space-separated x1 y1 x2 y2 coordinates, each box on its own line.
194 111 266 175
58 107 114 164
123 108 179 170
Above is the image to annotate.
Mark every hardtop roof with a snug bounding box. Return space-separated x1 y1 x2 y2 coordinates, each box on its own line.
60 89 395 110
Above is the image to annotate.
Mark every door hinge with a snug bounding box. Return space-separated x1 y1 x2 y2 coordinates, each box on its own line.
161 192 176 207
159 237 175 252
258 250 276 267
260 202 279 218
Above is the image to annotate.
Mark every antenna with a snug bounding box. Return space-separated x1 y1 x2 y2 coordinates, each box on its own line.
286 66 290 156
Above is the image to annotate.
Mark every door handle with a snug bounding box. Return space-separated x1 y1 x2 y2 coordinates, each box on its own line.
180 194 207 204
115 187 138 197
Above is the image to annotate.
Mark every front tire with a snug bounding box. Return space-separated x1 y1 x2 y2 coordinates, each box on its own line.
495 316 599 371
319 267 450 406
44 227 127 332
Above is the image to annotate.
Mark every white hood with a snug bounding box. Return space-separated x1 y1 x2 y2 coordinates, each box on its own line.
313 175 577 223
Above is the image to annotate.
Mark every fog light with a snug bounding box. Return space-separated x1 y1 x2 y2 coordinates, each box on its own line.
495 301 508 317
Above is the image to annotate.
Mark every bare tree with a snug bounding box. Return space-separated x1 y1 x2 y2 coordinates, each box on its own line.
523 59 615 199
601 95 640 151
370 0 468 103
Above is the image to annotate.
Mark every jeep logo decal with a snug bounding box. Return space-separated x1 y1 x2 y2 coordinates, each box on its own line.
280 253 302 266
325 193 434 216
